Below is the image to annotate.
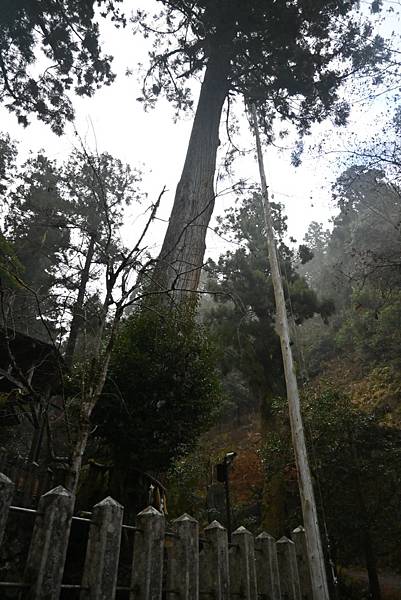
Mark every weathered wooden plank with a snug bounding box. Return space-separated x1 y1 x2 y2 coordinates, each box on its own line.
276 537 301 600
229 526 257 600
166 513 199 600
81 496 124 600
131 506 165 600
292 526 313 600
23 485 74 600
255 532 281 600
200 520 229 600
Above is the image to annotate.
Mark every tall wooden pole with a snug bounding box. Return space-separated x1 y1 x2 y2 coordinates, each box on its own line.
250 104 330 600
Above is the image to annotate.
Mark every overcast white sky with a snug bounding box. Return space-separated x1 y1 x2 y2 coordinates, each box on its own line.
1 0 400 260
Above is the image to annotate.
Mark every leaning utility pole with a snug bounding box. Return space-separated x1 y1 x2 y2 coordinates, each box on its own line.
250 103 330 600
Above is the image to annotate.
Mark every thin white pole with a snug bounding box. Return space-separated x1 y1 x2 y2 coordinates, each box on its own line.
250 103 330 600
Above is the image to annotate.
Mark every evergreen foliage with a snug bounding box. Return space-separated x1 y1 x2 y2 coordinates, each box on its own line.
202 193 333 421
93 307 222 473
138 0 385 134
261 388 401 570
1 141 140 343
0 0 124 133
139 0 386 295
0 132 17 193
3 152 71 337
299 166 401 372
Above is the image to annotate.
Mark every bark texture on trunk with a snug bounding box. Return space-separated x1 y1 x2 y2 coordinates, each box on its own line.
64 233 96 368
153 47 231 298
351 439 381 600
65 330 114 494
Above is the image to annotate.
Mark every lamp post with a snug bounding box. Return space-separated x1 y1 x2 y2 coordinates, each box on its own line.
216 451 237 541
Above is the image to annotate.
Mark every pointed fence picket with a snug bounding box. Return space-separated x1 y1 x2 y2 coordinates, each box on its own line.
0 471 312 600
255 531 281 600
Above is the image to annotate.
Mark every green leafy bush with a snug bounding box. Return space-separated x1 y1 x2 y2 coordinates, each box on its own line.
93 307 222 473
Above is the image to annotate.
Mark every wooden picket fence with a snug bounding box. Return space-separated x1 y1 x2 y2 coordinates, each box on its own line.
0 471 313 600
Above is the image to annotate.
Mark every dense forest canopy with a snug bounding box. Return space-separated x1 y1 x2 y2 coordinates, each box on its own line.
0 2 401 598
138 0 385 128
299 164 401 374
203 192 333 413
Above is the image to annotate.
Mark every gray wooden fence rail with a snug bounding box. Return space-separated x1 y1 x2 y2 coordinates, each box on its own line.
0 473 312 600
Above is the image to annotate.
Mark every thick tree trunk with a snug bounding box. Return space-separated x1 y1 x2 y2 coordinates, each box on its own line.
153 47 231 298
351 440 381 600
363 529 381 600
64 233 96 368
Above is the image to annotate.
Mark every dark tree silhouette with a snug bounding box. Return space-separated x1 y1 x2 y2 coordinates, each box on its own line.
0 0 124 133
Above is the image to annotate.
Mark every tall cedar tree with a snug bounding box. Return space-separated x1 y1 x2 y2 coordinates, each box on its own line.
2 144 140 350
137 0 385 296
0 0 124 134
205 193 333 410
4 153 71 339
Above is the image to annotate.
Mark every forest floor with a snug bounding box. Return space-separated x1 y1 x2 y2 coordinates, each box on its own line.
344 568 401 599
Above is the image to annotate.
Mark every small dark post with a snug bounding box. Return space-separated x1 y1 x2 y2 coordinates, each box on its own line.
224 471 232 543
216 451 237 542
